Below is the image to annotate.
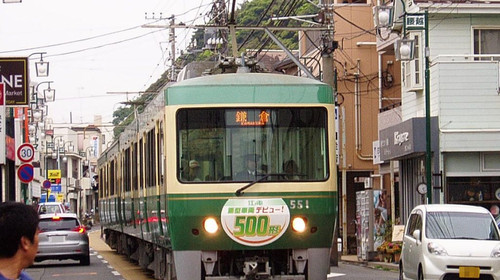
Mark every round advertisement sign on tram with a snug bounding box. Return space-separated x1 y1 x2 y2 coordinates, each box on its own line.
220 198 290 247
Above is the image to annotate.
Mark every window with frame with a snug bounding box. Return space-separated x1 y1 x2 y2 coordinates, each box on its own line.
474 28 500 60
177 107 329 183
405 212 422 239
402 33 423 91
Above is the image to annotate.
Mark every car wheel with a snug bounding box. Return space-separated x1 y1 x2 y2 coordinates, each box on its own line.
80 255 90 266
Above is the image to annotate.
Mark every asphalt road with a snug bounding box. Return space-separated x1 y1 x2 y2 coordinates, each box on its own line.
26 226 397 280
26 226 154 280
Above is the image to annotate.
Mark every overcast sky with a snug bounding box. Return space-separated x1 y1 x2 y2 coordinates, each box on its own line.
0 0 227 127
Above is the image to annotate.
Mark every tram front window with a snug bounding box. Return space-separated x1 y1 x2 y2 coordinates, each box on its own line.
177 107 329 183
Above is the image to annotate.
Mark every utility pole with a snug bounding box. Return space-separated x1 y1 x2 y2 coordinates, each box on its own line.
169 15 176 81
318 0 340 266
320 0 335 88
145 12 176 81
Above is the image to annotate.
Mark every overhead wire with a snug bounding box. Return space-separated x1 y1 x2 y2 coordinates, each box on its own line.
252 0 302 59
0 22 163 54
237 0 278 51
334 11 376 36
257 0 299 53
175 0 211 51
45 30 164 58
143 0 210 88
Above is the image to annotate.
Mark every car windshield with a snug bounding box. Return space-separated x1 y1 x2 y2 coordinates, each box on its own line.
38 205 62 214
177 107 329 183
39 218 79 231
426 211 500 240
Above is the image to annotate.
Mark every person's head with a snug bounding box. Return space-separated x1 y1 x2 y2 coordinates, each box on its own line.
490 205 499 217
189 160 200 170
283 160 298 174
188 160 201 178
0 202 39 260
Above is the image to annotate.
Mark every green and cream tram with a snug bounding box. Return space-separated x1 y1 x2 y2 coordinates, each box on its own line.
98 72 338 279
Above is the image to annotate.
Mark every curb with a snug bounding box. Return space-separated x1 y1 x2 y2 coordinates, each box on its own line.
341 257 398 272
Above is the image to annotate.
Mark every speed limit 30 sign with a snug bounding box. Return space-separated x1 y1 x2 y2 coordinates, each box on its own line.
17 143 35 162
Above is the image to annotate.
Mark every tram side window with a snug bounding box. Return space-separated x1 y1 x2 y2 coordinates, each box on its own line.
158 124 164 185
177 108 329 183
110 160 115 195
124 148 131 192
139 139 144 188
132 143 138 191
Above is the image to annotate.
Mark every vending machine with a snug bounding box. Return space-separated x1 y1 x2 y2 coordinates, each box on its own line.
356 189 387 261
356 190 374 261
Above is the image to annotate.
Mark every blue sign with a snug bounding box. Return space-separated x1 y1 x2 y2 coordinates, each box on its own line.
40 194 56 203
17 163 34 183
51 184 61 192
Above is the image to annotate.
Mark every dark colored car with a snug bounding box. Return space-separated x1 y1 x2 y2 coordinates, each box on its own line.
36 213 90 265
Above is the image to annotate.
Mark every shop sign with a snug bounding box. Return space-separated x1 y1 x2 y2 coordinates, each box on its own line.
0 57 29 106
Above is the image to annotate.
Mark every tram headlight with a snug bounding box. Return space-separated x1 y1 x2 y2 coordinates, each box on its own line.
203 217 219 234
292 217 307 233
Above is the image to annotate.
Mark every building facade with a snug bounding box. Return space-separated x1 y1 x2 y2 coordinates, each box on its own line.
376 0 500 225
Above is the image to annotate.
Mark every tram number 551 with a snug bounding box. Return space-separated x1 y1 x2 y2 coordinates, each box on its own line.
289 199 309 209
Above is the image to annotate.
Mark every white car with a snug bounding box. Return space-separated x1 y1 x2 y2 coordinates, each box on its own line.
38 202 66 214
400 204 500 280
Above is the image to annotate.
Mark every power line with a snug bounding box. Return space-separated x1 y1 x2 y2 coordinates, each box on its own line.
47 30 164 58
0 22 161 54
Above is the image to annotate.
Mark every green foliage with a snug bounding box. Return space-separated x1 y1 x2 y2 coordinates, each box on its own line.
234 0 319 51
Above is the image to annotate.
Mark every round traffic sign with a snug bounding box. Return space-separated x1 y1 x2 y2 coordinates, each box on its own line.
42 179 51 189
17 163 34 183
17 143 35 162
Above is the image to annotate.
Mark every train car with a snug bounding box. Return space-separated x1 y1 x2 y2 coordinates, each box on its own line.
98 71 338 279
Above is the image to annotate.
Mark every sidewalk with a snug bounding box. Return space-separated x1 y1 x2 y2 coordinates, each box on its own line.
340 255 399 271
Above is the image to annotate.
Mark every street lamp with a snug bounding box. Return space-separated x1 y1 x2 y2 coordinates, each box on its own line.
35 81 56 102
62 141 74 163
29 52 50 77
394 38 415 61
374 5 393 28
32 109 43 122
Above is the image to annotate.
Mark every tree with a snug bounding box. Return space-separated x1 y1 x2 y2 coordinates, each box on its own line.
234 0 319 51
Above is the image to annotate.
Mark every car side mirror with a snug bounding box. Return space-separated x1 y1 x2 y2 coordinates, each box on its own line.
413 229 421 242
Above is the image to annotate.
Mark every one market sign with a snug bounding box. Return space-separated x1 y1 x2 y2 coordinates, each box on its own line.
0 57 29 106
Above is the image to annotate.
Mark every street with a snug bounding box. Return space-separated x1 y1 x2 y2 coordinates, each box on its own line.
329 262 398 280
26 227 152 280
25 226 398 280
